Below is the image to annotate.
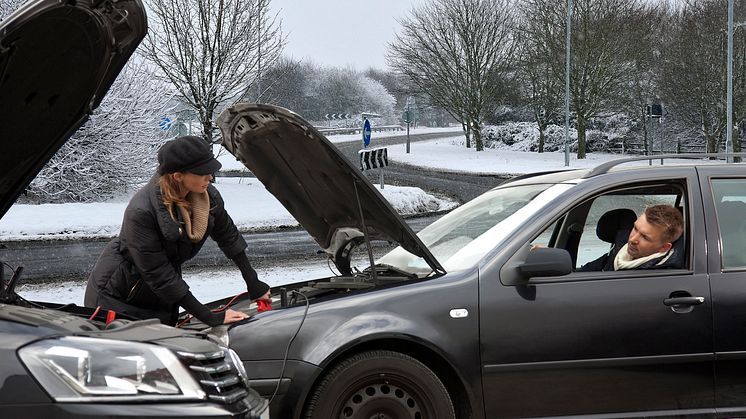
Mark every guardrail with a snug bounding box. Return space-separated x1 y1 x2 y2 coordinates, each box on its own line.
316 125 404 136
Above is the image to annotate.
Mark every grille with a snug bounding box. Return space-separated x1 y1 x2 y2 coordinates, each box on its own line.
176 349 249 404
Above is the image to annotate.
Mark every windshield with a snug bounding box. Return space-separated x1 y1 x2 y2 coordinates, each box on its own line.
377 183 572 274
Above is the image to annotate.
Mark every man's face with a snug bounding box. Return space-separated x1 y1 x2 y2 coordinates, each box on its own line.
627 213 671 259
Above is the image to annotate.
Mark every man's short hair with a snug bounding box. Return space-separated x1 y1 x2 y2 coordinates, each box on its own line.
644 204 684 243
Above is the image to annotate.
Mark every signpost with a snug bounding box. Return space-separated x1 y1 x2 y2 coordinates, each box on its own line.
403 97 414 153
362 118 372 148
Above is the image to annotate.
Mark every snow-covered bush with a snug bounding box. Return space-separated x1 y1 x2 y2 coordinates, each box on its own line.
482 113 637 153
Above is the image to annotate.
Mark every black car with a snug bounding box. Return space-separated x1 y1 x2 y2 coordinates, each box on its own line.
194 103 746 418
0 1 267 417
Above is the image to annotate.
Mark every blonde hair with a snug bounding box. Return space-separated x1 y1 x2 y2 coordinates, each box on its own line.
159 174 190 220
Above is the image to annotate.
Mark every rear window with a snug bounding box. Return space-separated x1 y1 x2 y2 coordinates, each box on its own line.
711 179 746 270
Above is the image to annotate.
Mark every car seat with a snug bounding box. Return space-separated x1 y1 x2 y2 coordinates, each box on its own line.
596 208 638 248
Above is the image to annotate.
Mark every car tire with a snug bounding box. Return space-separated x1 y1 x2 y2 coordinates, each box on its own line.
303 349 455 419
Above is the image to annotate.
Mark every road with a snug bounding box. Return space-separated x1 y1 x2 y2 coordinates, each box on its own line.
336 133 510 203
1 214 441 282
1 130 511 282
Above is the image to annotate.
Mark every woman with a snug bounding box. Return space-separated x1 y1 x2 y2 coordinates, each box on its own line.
84 135 269 326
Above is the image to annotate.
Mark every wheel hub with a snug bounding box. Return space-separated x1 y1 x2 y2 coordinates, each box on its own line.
339 382 422 419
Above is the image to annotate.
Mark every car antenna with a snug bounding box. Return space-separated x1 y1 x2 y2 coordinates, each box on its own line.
352 179 378 285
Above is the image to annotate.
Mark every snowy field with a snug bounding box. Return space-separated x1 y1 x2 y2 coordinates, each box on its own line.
386 136 715 175
214 126 462 172
0 178 456 241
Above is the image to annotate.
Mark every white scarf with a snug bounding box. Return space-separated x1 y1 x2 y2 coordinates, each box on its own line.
613 243 672 270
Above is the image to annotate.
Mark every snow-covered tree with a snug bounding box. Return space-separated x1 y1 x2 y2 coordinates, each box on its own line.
261 61 398 122
24 59 174 203
260 57 319 119
388 0 516 151
143 0 284 144
0 0 25 19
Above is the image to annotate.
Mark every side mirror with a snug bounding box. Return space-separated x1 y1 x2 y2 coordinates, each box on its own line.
518 248 572 279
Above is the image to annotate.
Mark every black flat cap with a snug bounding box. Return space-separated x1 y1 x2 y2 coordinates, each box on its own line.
157 136 222 175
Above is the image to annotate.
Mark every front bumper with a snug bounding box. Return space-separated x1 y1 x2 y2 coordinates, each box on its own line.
245 359 321 419
0 388 269 419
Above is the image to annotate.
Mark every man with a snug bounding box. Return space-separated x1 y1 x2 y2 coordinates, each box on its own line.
579 204 684 272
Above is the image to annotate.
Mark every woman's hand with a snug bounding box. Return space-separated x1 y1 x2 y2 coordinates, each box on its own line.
255 290 271 301
222 308 249 324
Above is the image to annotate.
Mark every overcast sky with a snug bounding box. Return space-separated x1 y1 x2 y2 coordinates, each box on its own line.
270 0 425 70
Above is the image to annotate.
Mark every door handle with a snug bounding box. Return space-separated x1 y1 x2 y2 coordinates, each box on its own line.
663 296 705 306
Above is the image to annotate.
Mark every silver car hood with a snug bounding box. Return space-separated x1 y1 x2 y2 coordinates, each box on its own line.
217 103 443 275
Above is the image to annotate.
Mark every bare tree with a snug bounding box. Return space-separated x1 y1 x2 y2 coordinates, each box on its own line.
515 22 563 153
143 0 284 143
25 59 173 203
658 0 746 154
388 0 516 151
522 0 650 158
612 3 670 155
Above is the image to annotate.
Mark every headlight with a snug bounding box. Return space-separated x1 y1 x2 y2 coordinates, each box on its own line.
226 348 248 383
19 336 206 402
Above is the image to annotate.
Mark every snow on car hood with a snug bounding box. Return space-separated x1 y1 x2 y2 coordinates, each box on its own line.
217 103 444 275
0 0 147 219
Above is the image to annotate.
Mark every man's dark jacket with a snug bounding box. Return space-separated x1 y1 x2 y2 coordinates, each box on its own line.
84 176 250 325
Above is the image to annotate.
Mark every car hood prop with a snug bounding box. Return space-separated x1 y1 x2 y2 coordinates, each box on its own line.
217 103 444 276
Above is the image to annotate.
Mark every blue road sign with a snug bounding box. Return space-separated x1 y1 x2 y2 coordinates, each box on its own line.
362 119 372 147
159 116 173 130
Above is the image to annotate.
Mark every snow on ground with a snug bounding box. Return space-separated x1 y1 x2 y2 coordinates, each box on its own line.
214 126 461 172
0 177 455 240
385 136 707 175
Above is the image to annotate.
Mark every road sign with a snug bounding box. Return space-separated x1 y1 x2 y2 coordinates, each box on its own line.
358 146 388 189
362 119 372 147
158 116 173 130
358 147 388 170
324 113 351 120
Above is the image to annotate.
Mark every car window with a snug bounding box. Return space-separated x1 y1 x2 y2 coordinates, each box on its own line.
530 183 686 273
575 194 678 268
711 179 746 270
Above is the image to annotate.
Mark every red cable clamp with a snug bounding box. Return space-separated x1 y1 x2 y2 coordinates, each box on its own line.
257 299 272 313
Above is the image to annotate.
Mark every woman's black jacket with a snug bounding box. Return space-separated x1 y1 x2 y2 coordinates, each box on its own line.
84 176 249 325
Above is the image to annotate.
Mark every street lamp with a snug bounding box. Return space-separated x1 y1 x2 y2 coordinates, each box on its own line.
564 0 572 167
727 0 733 162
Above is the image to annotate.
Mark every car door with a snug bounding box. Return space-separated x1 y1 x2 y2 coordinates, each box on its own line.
479 170 714 418
697 167 746 417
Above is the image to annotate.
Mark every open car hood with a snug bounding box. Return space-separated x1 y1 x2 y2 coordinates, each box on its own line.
0 0 147 219
217 103 444 275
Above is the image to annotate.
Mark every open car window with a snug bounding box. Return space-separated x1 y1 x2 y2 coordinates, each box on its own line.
530 182 688 274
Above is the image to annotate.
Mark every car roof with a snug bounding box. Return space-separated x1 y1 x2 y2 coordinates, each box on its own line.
498 153 746 189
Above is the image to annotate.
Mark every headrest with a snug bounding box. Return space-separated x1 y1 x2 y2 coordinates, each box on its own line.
596 208 637 243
